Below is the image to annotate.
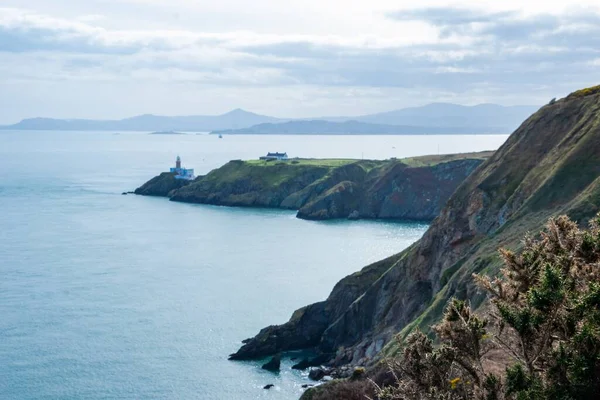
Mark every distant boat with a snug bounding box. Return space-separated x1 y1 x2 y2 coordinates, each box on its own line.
218 134 223 139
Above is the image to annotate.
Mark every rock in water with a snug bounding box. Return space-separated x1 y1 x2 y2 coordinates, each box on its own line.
308 367 326 381
263 384 274 390
347 210 360 220
261 354 281 372
292 353 333 370
291 358 311 370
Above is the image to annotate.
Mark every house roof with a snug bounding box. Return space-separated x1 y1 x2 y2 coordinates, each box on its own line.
266 152 287 157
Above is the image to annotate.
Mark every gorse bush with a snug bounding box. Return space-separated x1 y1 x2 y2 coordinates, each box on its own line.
376 214 600 400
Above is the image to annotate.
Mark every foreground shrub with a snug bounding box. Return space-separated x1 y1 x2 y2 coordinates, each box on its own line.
377 214 600 400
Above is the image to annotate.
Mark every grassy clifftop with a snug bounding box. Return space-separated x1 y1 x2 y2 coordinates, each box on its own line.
158 153 490 221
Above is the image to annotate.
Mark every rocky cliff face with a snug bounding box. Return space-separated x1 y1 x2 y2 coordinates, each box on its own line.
133 172 193 196
170 160 335 208
230 87 600 372
296 159 483 220
136 155 490 222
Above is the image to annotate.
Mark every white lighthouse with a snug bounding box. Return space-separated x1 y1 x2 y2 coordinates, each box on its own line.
169 155 195 180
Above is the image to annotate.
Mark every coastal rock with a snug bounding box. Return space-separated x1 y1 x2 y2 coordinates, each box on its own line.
291 358 311 370
359 159 483 220
134 172 193 197
297 181 360 220
229 253 403 360
263 384 274 390
308 367 326 381
261 354 281 372
347 210 360 220
291 354 334 370
279 163 367 209
170 160 330 207
229 302 330 360
295 158 484 221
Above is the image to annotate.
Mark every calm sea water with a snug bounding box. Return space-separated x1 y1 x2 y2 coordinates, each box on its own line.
0 131 508 399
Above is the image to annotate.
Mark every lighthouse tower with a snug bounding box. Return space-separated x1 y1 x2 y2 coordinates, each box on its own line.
170 155 194 180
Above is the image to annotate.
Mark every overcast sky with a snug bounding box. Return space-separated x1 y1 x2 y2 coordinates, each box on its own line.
1 0 600 123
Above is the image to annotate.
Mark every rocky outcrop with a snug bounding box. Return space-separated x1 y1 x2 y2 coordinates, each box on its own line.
296 159 483 220
261 354 281 372
133 172 193 196
231 87 600 377
229 253 406 360
308 368 326 381
280 163 367 210
136 154 490 222
292 354 333 370
169 160 331 208
297 181 361 220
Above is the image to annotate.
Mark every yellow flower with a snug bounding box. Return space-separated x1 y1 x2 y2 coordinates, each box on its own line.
449 377 461 389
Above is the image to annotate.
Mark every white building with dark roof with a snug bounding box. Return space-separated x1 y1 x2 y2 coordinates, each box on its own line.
260 152 288 161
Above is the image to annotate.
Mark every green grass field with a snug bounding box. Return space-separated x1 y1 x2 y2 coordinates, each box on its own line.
399 151 495 167
244 158 358 167
243 151 494 169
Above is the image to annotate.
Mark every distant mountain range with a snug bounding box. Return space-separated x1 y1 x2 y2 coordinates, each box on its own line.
1 103 539 134
1 109 282 132
211 120 510 135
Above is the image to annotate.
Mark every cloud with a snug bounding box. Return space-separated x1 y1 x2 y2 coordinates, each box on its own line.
1 4 600 122
386 6 600 43
387 7 514 26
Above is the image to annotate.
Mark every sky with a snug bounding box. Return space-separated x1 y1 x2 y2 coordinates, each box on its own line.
1 0 600 123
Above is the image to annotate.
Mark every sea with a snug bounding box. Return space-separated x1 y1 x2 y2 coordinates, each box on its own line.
0 131 508 399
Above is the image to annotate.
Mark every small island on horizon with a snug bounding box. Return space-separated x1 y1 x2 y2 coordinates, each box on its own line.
149 130 186 135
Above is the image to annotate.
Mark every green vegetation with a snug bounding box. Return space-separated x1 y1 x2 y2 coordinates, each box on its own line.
242 152 494 169
214 151 494 192
244 158 357 167
377 214 600 400
567 85 600 99
198 159 331 187
400 151 494 168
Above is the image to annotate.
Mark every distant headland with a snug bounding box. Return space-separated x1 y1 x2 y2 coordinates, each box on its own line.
133 151 493 221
